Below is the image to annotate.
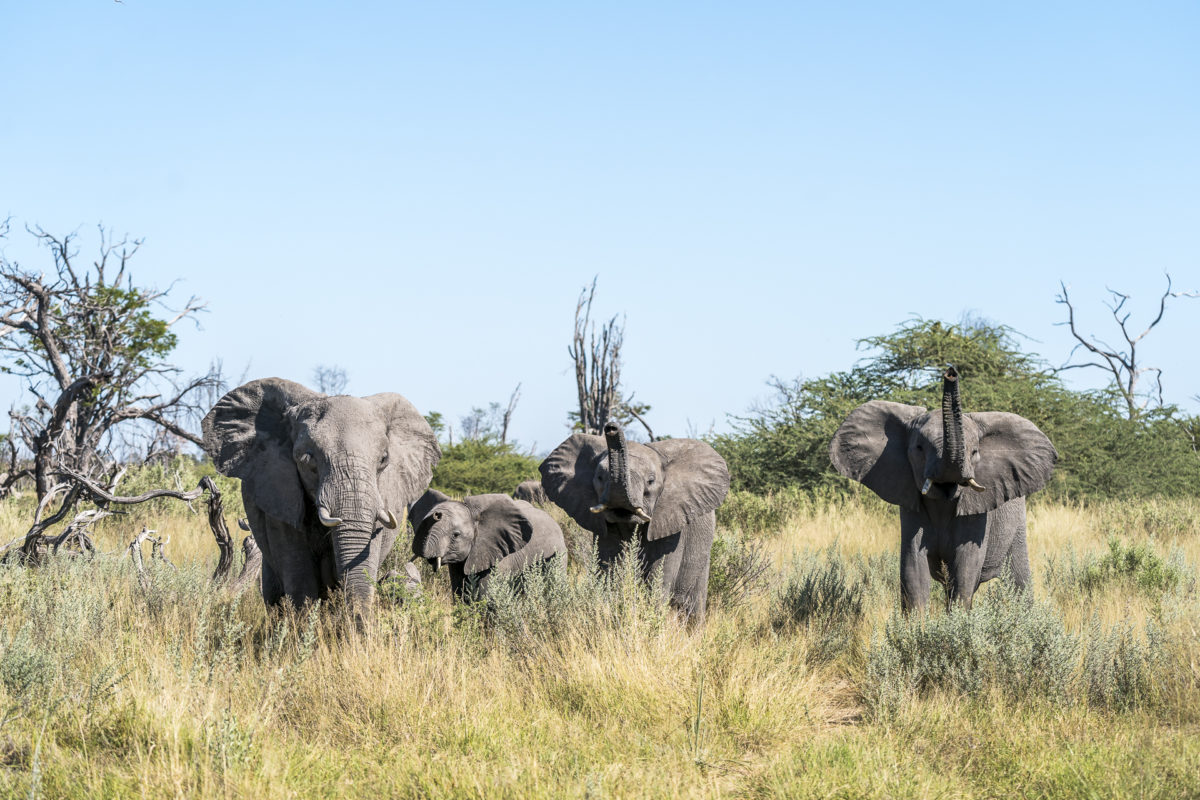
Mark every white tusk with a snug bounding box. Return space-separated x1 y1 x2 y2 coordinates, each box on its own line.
921 478 932 495
377 509 398 529
237 518 251 532
967 478 987 493
316 506 342 527
589 504 607 514
632 507 653 523
435 555 442 571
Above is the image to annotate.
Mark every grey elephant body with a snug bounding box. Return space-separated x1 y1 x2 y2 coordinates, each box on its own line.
512 480 549 506
410 491 567 601
830 369 1055 611
540 423 729 622
202 378 439 610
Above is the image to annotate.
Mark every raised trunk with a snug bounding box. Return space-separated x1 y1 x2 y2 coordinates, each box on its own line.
603 421 632 508
941 366 966 478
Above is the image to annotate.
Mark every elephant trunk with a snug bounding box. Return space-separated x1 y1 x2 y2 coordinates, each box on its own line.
320 456 383 607
603 421 633 509
941 366 967 479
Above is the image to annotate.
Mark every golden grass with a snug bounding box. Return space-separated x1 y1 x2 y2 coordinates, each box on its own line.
0 494 1197 799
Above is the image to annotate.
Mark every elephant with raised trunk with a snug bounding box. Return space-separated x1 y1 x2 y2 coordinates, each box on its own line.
830 366 1057 611
408 490 567 600
202 378 440 610
540 422 730 622
512 479 549 506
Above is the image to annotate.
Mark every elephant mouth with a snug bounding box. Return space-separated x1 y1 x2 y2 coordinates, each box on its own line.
593 504 653 524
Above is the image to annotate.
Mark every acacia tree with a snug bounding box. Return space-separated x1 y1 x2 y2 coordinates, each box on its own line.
0 221 219 501
1057 275 1198 420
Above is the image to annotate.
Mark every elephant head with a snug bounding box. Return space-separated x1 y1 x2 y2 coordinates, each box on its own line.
408 490 534 575
829 367 1057 515
202 378 440 606
539 422 729 539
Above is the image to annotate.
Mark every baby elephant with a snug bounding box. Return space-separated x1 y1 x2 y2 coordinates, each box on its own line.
512 479 549 505
409 490 567 599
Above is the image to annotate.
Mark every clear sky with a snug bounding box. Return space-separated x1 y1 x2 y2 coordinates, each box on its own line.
3 2 1198 454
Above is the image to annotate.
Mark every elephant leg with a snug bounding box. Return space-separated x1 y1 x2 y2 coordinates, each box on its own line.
949 514 988 609
259 557 285 607
899 511 932 612
1007 524 1031 592
259 516 322 608
660 513 713 624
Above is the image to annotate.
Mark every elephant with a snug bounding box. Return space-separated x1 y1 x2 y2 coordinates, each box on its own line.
201 378 440 610
829 366 1057 611
408 490 567 599
512 479 549 505
539 421 730 622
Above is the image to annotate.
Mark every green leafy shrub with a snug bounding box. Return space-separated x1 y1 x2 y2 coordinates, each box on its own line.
865 578 1079 717
707 527 770 612
1044 537 1190 598
770 547 867 663
430 438 540 496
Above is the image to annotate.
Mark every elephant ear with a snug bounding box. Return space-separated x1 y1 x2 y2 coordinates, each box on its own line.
408 489 451 533
956 412 1057 516
643 439 730 541
829 401 927 512
366 393 442 512
201 377 318 528
462 494 534 574
539 433 607 534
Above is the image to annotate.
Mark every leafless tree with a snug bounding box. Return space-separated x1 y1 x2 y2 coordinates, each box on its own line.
313 364 348 395
568 278 626 435
500 383 520 444
1056 275 1199 420
0 220 220 500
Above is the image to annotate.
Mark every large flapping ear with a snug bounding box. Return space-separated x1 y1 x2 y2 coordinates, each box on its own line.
408 489 452 533
829 400 928 512
956 412 1057 516
201 377 318 528
538 433 608 535
643 439 730 541
365 393 442 512
462 494 534 574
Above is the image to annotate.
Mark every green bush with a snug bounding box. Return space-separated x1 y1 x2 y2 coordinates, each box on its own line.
770 547 868 663
1082 619 1166 710
431 438 540 496
1043 537 1190 598
865 577 1079 717
706 527 770 612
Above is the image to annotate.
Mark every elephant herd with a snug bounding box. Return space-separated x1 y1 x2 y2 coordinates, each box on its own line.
201 369 1056 622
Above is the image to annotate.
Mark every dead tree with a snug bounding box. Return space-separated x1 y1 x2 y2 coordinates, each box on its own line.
568 278 625 435
313 364 348 395
1057 275 1199 419
0 220 221 501
500 383 520 444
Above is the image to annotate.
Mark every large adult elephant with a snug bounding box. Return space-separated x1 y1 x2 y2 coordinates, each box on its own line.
540 421 729 622
202 378 440 610
829 366 1057 610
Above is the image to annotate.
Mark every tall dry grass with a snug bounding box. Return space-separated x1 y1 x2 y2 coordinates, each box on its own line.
0 489 1196 799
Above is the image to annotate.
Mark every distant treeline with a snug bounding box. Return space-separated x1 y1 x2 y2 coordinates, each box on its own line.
711 319 1200 500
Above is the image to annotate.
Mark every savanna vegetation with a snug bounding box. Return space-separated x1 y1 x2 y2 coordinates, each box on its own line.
0 234 1197 797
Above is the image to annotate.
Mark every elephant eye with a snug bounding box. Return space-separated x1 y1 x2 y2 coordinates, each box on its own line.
915 444 923 452
379 451 389 469
298 452 315 466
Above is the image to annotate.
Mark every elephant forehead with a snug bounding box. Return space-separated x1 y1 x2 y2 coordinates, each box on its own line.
597 450 659 477
295 397 386 444
916 415 981 443
431 502 473 528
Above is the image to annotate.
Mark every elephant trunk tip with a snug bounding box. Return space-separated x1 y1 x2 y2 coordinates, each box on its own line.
944 364 958 382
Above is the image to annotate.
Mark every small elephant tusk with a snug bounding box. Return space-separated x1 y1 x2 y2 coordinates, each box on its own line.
589 504 608 514
632 507 653 523
435 555 442 571
966 478 987 493
377 509 398 530
921 478 932 496
237 518 251 532
316 506 342 527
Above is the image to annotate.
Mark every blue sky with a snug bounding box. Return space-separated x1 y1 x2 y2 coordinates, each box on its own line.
3 2 1198 453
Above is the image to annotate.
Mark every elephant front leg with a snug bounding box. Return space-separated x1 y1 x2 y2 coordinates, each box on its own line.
899 511 932 612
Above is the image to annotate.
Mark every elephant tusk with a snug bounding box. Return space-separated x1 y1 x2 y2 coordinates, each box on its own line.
316 506 342 527
921 478 932 495
966 478 987 493
377 509 398 530
237 518 251 532
589 504 607 514
435 555 442 571
632 507 653 523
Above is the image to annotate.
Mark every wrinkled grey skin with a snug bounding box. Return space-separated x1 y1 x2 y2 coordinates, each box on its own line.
830 367 1057 611
512 479 549 506
540 421 730 622
409 490 567 600
202 378 439 610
